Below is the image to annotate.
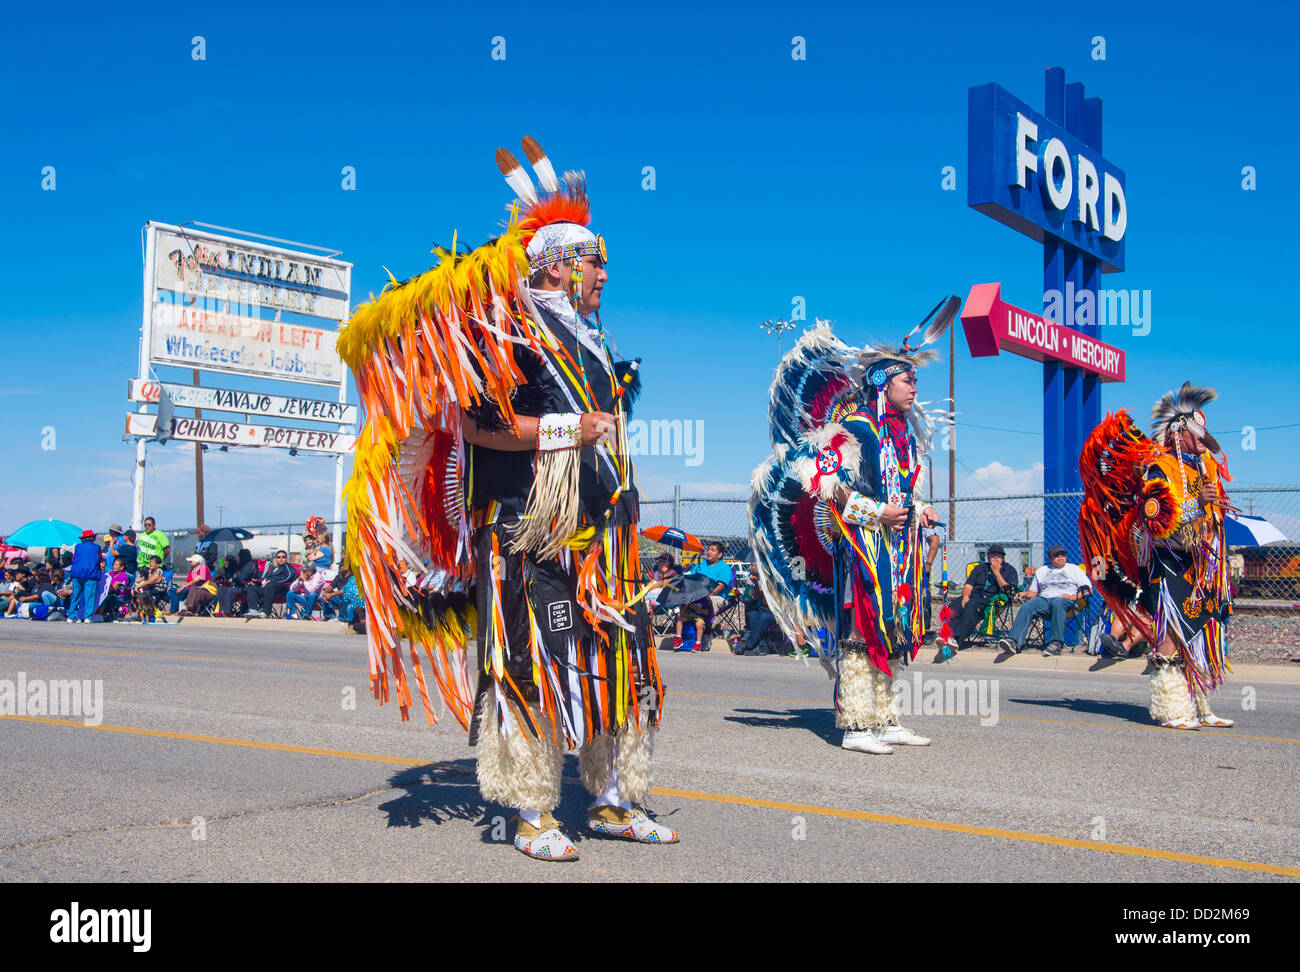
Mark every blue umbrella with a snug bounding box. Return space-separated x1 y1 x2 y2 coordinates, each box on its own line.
4 519 85 548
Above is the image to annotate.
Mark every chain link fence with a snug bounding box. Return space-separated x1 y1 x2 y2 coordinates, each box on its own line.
639 487 1300 609
168 520 347 568
157 487 1300 608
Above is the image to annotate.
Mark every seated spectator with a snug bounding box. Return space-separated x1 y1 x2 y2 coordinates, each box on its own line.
735 566 778 656
939 544 1018 651
68 528 104 623
132 556 166 623
318 565 357 622
308 532 334 572
674 543 733 650
46 566 69 609
286 565 329 619
1000 544 1092 656
33 566 58 608
53 567 73 609
1100 613 1146 659
645 554 681 613
96 557 133 621
217 549 258 617
0 567 14 597
4 567 39 617
176 554 215 617
244 550 296 618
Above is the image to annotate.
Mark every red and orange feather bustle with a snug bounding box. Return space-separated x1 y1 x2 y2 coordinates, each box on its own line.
1078 410 1164 642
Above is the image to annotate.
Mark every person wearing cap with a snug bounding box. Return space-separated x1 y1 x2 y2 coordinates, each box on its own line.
68 528 104 623
107 524 126 560
175 553 214 617
1000 545 1091 656
938 545 1018 652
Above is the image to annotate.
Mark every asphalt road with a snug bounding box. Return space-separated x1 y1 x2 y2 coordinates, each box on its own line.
0 622 1296 882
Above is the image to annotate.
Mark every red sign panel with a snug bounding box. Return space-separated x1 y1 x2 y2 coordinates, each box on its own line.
960 282 1125 382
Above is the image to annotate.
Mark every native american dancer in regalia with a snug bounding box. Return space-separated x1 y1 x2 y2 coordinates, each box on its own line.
338 138 677 861
749 300 957 755
1079 382 1236 730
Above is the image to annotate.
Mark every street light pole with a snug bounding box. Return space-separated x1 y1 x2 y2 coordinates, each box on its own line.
760 317 798 361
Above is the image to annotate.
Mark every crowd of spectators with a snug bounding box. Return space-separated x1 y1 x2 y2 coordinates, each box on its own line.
0 517 362 628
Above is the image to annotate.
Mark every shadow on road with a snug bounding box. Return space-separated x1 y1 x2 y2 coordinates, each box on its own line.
1009 696 1151 725
380 759 485 830
723 707 839 745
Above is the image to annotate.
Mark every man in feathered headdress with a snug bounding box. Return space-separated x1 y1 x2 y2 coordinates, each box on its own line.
749 299 957 755
1079 382 1236 729
339 138 677 863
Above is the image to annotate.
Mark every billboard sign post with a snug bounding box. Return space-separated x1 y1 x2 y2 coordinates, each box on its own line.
130 222 354 532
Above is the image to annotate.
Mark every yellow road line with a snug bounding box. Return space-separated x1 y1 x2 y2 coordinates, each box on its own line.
0 642 359 673
4 714 1296 877
651 785 1300 878
0 714 425 766
674 690 1299 744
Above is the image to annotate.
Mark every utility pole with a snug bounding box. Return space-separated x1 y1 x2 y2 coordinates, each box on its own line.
193 369 205 528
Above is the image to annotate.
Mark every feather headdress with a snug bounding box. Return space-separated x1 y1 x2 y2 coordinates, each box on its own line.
1149 381 1220 452
852 296 959 455
495 139 600 272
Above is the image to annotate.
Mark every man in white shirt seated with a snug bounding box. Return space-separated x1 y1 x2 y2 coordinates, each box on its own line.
999 544 1092 656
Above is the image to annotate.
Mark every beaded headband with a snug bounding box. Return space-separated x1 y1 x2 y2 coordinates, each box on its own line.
528 234 607 274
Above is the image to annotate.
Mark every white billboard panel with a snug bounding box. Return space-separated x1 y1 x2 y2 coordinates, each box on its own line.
127 379 357 425
148 301 344 387
125 412 355 454
152 224 351 321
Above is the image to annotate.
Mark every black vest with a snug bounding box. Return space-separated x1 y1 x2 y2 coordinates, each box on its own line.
467 302 639 527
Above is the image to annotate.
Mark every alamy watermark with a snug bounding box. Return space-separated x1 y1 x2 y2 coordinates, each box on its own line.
626 419 703 466
1043 281 1151 336
0 672 104 726
892 671 999 726
50 902 150 952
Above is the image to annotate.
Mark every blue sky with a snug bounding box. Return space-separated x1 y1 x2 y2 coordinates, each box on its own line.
1 0 1296 535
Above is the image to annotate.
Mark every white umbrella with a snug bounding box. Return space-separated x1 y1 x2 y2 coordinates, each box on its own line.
1223 513 1288 547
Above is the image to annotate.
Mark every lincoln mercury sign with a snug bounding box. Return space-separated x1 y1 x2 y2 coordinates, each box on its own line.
153 225 351 321
961 282 1125 382
149 300 344 386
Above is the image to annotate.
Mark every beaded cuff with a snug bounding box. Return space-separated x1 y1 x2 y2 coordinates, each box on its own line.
842 491 882 528
537 413 583 452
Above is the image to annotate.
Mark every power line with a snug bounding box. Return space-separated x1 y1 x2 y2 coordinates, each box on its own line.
955 421 1042 435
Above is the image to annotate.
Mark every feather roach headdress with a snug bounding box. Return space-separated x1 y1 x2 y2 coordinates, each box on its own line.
495 137 606 302
1149 381 1221 453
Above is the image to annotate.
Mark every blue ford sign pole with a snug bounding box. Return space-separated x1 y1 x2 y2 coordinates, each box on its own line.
969 68 1127 564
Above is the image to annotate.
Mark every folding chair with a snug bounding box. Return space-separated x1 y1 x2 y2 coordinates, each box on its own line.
958 562 1017 647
